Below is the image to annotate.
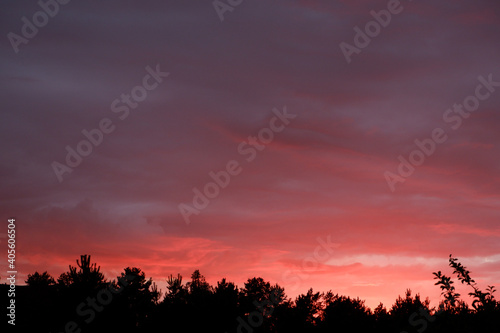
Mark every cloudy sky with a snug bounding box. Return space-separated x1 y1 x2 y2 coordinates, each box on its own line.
1 0 500 309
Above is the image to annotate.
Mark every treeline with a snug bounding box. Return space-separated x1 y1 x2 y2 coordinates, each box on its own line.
1 254 499 333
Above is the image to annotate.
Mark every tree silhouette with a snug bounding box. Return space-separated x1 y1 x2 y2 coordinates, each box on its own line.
21 271 57 332
239 277 288 332
57 254 106 290
25 271 55 287
373 302 390 331
322 292 373 332
390 289 430 316
118 267 160 305
433 254 498 312
430 255 500 332
7 253 499 333
295 288 323 325
213 278 240 331
104 267 160 331
164 273 187 303
277 288 323 332
187 269 212 302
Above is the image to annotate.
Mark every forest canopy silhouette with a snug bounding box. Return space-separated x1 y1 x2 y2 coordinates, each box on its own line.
1 254 498 333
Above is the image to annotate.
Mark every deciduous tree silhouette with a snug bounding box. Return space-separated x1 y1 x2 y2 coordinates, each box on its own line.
240 277 288 332
295 288 323 325
433 254 498 312
322 292 373 332
277 288 323 332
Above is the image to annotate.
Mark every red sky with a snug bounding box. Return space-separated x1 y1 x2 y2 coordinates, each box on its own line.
1 0 500 310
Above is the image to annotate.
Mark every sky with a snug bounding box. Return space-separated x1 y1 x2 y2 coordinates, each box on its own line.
1 0 500 310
